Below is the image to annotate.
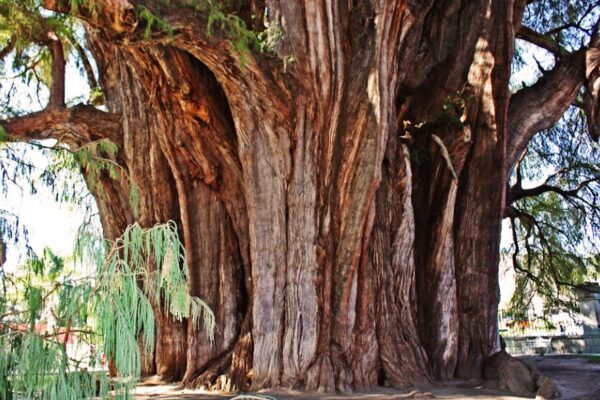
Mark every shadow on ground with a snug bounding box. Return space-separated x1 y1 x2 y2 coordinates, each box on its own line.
134 355 600 399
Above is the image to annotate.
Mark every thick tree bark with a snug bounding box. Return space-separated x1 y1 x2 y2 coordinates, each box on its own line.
453 0 518 378
85 39 251 383
8 0 599 393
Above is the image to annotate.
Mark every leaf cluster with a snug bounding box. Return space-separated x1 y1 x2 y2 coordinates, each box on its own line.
524 0 600 51
0 247 103 399
505 105 600 320
0 0 101 114
0 221 214 399
135 0 279 66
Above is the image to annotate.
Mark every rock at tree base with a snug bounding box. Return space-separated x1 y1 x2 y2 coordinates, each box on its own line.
535 376 561 399
483 351 560 398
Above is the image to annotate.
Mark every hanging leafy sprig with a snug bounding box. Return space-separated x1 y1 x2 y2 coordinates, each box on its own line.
503 106 600 320
0 221 214 399
93 221 215 380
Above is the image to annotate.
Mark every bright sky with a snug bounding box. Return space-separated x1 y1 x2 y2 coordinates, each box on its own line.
0 53 95 272
0 148 91 272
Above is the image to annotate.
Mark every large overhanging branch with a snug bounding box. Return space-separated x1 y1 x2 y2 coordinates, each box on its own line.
43 0 138 38
0 2 122 149
517 25 564 56
508 14 600 173
506 156 600 207
1 105 122 148
506 50 588 173
506 176 600 206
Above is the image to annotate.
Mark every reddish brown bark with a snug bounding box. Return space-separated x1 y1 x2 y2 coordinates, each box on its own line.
2 105 121 146
46 36 66 107
452 0 518 378
5 0 600 393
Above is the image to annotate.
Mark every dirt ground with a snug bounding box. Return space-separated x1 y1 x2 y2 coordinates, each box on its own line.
519 355 600 399
133 355 600 400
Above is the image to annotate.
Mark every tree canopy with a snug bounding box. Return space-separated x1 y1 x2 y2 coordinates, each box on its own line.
503 0 600 319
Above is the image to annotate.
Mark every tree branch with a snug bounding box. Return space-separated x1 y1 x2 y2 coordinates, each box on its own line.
43 0 138 38
0 3 122 149
507 176 600 205
506 49 587 173
46 35 66 108
69 38 99 93
513 150 527 191
507 208 578 294
1 104 122 148
517 25 564 55
508 215 542 288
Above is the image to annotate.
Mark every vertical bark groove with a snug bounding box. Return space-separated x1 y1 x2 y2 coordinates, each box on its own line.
45 0 536 392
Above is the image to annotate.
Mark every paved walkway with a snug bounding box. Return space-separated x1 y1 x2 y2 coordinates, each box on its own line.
519 355 600 399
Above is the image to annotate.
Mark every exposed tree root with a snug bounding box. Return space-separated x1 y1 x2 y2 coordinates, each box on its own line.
184 329 253 392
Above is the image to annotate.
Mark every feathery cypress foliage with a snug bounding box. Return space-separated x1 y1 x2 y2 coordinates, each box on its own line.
0 221 214 399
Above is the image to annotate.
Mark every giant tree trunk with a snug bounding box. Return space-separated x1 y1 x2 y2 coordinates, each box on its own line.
34 0 533 392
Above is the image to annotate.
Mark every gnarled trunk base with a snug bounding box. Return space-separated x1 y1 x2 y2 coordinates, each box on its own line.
75 0 523 392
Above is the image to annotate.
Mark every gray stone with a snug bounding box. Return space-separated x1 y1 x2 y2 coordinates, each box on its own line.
535 375 561 399
483 351 561 398
498 356 537 396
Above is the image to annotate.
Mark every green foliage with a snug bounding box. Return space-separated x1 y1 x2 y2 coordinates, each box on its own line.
192 0 279 65
524 0 599 52
0 332 108 400
0 0 102 114
0 0 116 262
505 0 600 319
24 138 142 219
136 5 173 39
73 141 119 189
94 221 215 394
130 0 276 66
0 247 104 400
505 106 600 319
206 2 259 60
0 137 132 263
0 222 214 399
